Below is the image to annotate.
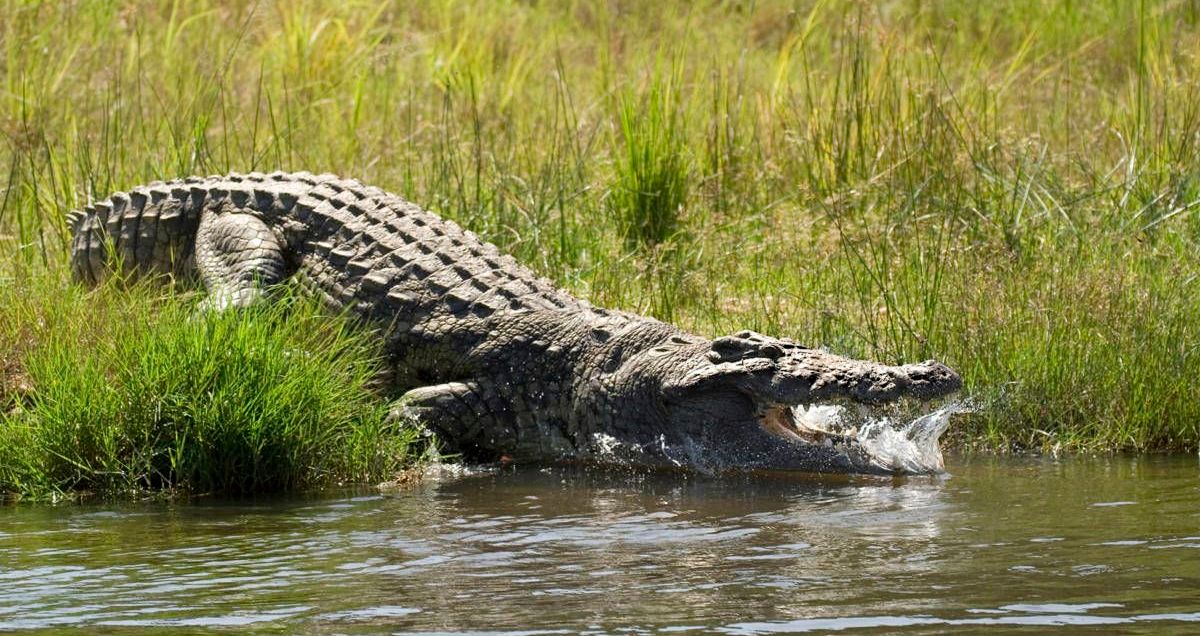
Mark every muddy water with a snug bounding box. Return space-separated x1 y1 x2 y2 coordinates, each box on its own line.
2 456 1198 634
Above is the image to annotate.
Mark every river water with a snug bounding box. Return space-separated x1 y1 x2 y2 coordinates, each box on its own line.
2 455 1198 634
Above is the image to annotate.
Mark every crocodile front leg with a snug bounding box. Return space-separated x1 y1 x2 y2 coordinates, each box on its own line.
394 381 577 461
395 381 518 457
194 212 288 311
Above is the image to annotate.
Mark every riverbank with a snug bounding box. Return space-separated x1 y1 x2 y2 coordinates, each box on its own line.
4 0 1200 491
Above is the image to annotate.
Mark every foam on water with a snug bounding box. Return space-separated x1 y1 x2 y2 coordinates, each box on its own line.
793 401 968 474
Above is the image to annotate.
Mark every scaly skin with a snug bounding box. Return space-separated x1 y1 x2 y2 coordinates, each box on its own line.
68 171 962 474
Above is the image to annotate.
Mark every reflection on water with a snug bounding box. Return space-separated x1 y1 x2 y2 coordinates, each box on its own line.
1 455 1199 634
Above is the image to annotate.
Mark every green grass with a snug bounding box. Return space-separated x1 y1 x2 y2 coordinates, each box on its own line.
612 66 690 249
0 273 425 501
4 0 1200 461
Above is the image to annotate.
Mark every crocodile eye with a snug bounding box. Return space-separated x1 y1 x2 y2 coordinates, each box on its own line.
711 337 749 360
759 343 785 359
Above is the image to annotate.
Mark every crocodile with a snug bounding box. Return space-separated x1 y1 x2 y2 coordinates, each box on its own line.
67 171 962 474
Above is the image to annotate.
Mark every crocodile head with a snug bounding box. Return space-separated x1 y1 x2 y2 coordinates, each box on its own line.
612 330 962 474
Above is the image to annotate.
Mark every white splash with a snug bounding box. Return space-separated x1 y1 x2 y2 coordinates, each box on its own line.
591 432 623 458
793 402 968 474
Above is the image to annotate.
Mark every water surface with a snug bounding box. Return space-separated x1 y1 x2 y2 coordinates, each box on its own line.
2 455 1198 634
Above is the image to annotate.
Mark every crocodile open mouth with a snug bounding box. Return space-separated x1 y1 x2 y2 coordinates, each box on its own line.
759 403 830 445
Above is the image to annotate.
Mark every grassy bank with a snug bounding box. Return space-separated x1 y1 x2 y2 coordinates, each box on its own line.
4 0 1200 459
0 273 424 500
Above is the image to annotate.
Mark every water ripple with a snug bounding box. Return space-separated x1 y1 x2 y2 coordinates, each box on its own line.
1 456 1197 632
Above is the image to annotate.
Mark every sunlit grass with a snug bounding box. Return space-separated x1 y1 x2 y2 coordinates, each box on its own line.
611 67 690 249
4 0 1200 455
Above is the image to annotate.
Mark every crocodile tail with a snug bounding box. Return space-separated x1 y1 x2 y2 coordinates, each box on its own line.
68 180 204 286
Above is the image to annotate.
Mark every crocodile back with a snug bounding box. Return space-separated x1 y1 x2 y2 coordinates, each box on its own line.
68 172 588 321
